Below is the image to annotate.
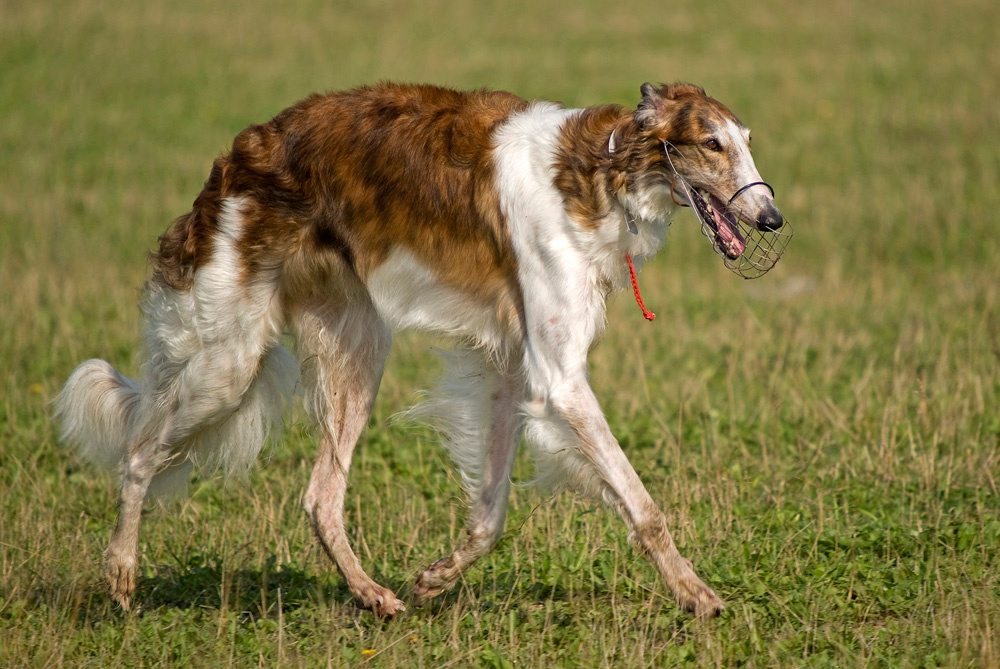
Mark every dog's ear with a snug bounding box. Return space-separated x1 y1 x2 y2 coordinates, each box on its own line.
640 82 661 102
637 82 665 120
636 82 708 130
662 82 707 99
636 82 673 129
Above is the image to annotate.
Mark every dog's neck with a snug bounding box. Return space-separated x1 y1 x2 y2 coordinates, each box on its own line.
551 107 645 229
606 125 640 234
606 120 677 242
546 108 673 301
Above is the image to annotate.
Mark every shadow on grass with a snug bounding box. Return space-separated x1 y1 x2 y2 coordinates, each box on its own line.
407 568 578 621
24 548 637 630
22 552 389 627
138 554 338 618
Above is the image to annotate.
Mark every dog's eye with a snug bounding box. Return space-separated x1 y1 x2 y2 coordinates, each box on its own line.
705 138 721 151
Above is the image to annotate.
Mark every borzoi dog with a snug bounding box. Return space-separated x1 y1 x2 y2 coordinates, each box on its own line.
57 82 786 617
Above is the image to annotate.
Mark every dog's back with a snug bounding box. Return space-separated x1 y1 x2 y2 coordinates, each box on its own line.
155 84 526 291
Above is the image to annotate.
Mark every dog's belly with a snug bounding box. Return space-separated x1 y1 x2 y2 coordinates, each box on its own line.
366 247 506 347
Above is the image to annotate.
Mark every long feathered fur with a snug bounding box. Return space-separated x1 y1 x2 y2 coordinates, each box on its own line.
55 345 298 499
398 348 504 496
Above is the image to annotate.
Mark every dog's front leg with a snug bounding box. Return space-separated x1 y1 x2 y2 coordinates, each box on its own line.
531 376 724 617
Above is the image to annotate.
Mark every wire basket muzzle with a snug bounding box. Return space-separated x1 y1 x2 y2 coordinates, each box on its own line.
672 176 793 279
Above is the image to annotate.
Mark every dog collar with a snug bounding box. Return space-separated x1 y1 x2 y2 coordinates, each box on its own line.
607 128 638 234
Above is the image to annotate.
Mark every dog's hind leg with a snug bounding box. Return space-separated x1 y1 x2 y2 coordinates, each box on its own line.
102 336 284 609
293 301 400 616
102 195 290 610
412 353 524 603
102 337 287 609
103 414 176 610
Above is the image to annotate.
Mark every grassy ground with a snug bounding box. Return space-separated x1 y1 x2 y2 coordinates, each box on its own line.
2 0 999 666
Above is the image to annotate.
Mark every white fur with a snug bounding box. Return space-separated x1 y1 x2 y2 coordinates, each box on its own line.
487 105 670 491
141 197 293 479
720 118 758 183
400 348 506 495
58 196 297 497
57 358 143 470
719 118 774 212
367 247 506 353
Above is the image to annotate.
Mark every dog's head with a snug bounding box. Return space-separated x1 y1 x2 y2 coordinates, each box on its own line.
629 82 788 273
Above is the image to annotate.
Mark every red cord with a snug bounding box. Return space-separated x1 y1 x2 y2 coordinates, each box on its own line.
625 254 655 321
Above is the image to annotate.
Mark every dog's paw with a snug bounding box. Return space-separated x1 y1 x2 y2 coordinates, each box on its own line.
104 555 137 611
412 556 458 603
357 584 406 618
411 580 447 604
676 574 723 618
372 593 407 618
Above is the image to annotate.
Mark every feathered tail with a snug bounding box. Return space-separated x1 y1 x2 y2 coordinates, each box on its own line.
55 345 298 499
56 359 143 471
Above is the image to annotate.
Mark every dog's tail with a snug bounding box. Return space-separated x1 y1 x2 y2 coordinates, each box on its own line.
56 359 143 472
55 344 299 499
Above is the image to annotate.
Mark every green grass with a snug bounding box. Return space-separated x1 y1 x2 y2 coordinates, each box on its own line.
2 0 999 666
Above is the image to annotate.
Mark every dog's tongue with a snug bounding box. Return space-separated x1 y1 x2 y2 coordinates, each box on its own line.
709 194 746 259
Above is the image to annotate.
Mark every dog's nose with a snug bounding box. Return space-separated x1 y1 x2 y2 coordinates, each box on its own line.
758 204 784 231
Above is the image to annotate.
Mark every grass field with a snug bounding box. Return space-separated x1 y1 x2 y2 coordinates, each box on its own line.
2 0 999 666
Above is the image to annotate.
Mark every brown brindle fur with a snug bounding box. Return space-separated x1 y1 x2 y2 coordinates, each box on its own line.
551 105 631 227
152 83 530 335
637 82 741 144
550 83 745 230
636 83 751 196
152 166 225 291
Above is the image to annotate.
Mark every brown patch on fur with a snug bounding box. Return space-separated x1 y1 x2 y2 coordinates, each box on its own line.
150 84 531 338
150 162 224 291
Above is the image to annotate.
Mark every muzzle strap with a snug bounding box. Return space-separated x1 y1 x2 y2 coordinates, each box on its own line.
727 181 775 207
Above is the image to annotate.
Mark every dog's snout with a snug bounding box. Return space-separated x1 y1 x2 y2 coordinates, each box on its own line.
757 204 784 231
